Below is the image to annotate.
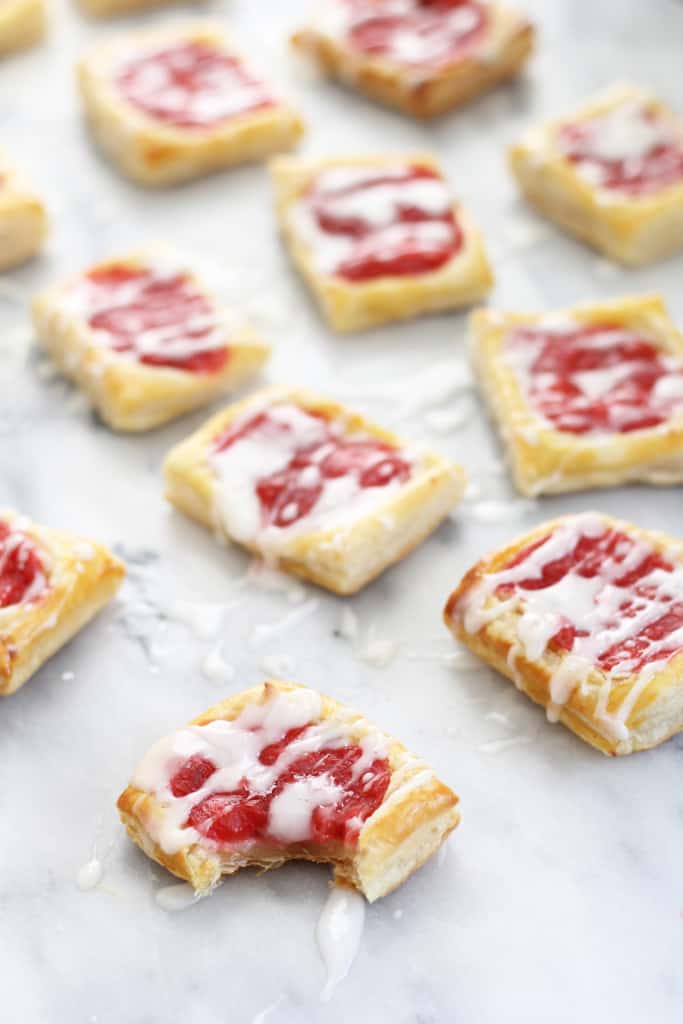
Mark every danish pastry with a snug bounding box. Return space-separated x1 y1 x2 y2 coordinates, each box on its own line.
78 23 304 186
444 512 683 756
0 153 48 271
509 83 683 265
0 510 125 696
163 386 466 594
117 679 460 900
32 248 270 432
270 153 493 332
292 1 534 119
470 294 683 495
0 0 45 57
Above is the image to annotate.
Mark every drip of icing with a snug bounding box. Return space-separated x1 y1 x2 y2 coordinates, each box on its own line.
76 858 103 891
170 600 227 639
259 653 295 677
201 645 235 683
357 624 398 667
155 882 202 911
316 885 366 1002
248 599 319 647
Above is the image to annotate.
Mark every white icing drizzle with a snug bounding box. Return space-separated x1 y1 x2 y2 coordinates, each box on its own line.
155 882 203 911
76 858 103 891
316 885 366 1002
209 401 417 555
357 623 398 668
170 600 227 639
455 513 683 741
201 645 235 684
131 687 388 855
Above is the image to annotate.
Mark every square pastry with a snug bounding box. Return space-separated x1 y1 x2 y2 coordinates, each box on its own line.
0 153 48 270
32 248 270 432
118 680 460 901
292 1 534 119
78 23 305 186
163 386 466 594
470 295 683 495
508 83 683 265
0 0 45 57
270 153 493 332
444 512 683 756
0 510 125 696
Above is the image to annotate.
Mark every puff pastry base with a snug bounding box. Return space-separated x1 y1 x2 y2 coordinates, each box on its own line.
291 3 533 119
0 0 45 57
0 154 48 270
0 511 125 696
117 679 460 901
270 153 493 332
163 386 466 594
32 248 270 432
508 83 683 265
444 512 683 756
470 294 683 496
78 23 304 186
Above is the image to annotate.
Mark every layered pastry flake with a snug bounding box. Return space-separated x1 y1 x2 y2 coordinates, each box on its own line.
292 0 534 119
509 83 683 265
0 511 125 696
163 387 466 593
470 295 683 495
271 153 493 331
32 249 270 432
445 513 683 755
118 680 460 900
78 23 304 185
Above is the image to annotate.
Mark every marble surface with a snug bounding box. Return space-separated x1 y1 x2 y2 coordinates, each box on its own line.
2 1 683 1022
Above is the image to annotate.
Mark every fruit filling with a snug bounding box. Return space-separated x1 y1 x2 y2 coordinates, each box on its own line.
293 163 463 281
0 520 48 609
558 100 683 196
505 320 683 435
115 40 275 130
68 263 229 373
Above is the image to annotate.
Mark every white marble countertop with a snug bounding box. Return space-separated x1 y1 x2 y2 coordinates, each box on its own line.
2 1 683 1021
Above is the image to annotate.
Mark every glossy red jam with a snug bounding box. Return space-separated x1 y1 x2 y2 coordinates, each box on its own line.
0 520 47 609
500 526 683 676
343 0 487 68
170 727 391 847
558 106 683 196
81 265 228 374
213 407 411 528
309 165 462 281
507 322 683 434
115 41 274 130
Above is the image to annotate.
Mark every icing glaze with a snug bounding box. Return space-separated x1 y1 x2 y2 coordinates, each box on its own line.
319 0 488 69
290 164 462 281
76 857 103 891
62 263 230 374
456 513 683 739
0 519 48 609
317 885 366 1001
558 100 683 196
504 321 683 435
115 40 275 130
209 401 414 550
132 686 391 855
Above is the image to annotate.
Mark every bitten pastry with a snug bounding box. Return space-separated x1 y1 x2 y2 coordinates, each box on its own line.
292 0 534 119
0 153 48 270
32 248 270 432
444 512 683 756
508 83 683 265
78 22 304 186
0 0 45 57
470 295 683 496
164 386 466 594
0 510 125 696
270 153 493 332
118 680 460 900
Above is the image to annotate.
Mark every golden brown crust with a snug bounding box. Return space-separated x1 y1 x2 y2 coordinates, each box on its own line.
163 385 466 594
117 680 460 901
77 23 304 186
0 0 45 57
443 513 683 756
469 294 683 495
291 5 534 119
508 83 683 265
270 152 493 332
0 153 48 271
0 511 125 696
31 248 270 432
